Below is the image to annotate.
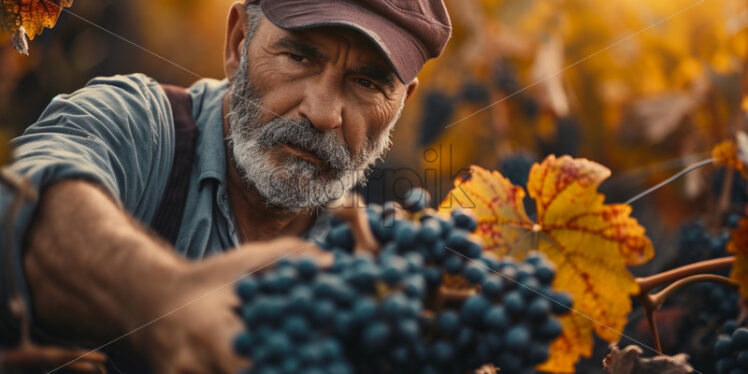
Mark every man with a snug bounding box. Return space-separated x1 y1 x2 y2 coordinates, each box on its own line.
0 0 451 372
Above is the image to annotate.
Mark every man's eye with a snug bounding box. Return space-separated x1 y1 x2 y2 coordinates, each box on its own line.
355 78 377 90
287 53 307 63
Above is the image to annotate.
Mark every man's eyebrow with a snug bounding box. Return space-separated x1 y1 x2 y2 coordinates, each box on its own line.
351 66 396 90
273 36 327 60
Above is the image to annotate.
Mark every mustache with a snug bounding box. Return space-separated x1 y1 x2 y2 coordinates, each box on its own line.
254 117 353 174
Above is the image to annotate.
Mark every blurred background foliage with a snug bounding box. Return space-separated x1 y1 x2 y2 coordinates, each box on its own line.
2 0 748 372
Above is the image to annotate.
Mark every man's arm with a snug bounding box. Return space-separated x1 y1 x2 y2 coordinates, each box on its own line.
24 179 329 373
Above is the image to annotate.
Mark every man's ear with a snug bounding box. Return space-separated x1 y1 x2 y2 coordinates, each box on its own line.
404 77 419 102
224 2 249 80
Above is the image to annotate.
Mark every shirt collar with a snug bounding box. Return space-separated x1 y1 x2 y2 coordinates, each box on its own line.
186 78 230 185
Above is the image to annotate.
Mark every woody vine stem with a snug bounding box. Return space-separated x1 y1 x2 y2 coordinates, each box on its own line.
626 157 739 355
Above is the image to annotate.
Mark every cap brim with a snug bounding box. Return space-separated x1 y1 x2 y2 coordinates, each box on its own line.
258 1 426 83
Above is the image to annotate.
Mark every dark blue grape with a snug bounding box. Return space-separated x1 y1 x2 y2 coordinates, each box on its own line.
463 262 487 284
283 315 310 341
505 325 531 351
718 357 737 373
499 154 535 188
716 335 734 357
431 341 455 364
237 278 259 302
398 319 420 342
534 265 555 285
481 276 504 299
537 318 563 341
234 332 253 355
295 258 318 279
436 311 460 336
503 291 525 316
423 267 443 287
393 220 418 247
527 298 551 321
550 291 573 314
527 343 550 364
734 328 748 350
403 187 431 212
451 209 478 232
726 320 740 335
352 298 377 325
483 306 509 332
418 90 454 146
382 294 409 318
418 218 442 244
362 322 391 351
443 255 464 275
461 295 491 323
328 225 355 250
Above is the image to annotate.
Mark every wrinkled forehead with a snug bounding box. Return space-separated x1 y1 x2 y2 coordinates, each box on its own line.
257 18 398 77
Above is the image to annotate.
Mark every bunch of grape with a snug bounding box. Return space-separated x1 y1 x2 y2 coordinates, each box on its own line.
418 254 571 374
234 189 572 373
234 251 428 374
321 188 485 295
714 321 748 374
674 219 731 266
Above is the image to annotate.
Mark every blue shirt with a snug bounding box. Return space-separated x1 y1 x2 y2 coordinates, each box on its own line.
0 73 330 340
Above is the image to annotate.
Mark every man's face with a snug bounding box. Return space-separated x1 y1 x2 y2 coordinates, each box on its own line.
227 16 415 212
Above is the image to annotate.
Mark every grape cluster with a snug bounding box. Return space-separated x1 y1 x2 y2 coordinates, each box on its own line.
321 189 485 294
714 321 748 374
418 254 571 374
234 189 572 373
675 219 732 266
660 214 741 372
235 252 428 374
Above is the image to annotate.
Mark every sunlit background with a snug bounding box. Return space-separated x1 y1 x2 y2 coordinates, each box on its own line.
2 0 748 372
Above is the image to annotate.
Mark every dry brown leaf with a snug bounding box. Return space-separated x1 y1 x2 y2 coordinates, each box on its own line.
619 93 699 144
0 0 73 54
603 345 693 374
531 36 569 117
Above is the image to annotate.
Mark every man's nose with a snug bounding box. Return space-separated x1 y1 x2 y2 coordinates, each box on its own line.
298 78 344 132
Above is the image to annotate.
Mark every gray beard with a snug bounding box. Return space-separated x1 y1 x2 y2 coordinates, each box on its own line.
226 41 403 212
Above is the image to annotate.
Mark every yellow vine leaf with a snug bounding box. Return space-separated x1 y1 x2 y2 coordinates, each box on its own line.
440 156 654 372
538 313 593 373
713 135 748 179
728 217 748 299
0 0 72 53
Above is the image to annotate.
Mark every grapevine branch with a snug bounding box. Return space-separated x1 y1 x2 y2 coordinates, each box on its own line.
620 156 742 355
634 256 737 355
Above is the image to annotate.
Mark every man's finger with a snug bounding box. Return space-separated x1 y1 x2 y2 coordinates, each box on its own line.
192 237 332 284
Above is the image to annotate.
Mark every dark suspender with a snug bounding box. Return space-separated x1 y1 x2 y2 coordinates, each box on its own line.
103 84 198 374
151 84 199 245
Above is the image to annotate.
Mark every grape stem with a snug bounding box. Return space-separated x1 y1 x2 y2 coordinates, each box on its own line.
624 158 715 205
435 286 476 308
635 256 735 294
634 256 737 355
326 192 380 253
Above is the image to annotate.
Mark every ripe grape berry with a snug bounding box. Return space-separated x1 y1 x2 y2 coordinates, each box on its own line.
714 322 748 374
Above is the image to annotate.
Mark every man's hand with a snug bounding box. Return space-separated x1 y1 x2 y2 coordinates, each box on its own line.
24 180 332 373
133 238 332 374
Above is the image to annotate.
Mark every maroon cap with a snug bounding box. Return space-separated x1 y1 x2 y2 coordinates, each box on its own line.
246 0 452 83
